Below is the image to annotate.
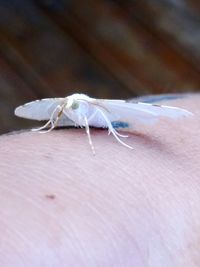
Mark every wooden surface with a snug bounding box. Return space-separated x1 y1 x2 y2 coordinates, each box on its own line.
0 0 200 133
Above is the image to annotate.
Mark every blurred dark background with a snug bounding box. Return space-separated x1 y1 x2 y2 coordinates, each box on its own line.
1 0 200 133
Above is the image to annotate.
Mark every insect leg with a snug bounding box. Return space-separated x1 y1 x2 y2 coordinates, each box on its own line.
87 109 128 138
84 116 95 155
97 109 133 149
108 129 129 138
32 120 52 132
32 104 63 133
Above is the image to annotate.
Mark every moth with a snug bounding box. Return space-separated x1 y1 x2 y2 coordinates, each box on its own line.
15 93 193 154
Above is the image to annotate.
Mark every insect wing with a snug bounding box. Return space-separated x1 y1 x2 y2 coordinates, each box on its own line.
15 98 64 121
95 100 192 127
56 115 74 127
95 100 159 126
136 102 193 119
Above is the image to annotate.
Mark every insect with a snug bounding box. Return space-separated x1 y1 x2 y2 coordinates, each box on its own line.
15 93 193 154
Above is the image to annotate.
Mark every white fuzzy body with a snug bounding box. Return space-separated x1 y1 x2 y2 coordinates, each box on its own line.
64 94 109 128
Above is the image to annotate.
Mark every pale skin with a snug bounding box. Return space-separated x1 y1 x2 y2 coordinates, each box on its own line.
0 94 200 267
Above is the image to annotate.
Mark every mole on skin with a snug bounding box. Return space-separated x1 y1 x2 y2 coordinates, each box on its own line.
45 194 56 200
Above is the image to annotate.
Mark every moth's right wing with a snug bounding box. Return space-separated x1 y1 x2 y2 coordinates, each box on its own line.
14 98 74 126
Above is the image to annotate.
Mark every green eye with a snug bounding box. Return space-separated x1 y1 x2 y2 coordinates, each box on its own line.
71 101 79 110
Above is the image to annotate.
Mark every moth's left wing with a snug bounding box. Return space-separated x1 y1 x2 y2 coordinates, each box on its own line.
93 99 193 128
135 102 193 119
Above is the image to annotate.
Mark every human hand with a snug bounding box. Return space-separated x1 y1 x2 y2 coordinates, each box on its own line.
0 94 200 267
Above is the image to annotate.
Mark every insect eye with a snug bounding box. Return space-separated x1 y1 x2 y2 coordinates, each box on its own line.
71 101 79 110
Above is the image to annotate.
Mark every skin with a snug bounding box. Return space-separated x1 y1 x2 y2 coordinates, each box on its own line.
0 94 200 267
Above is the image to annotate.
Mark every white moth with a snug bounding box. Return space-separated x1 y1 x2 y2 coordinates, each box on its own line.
15 93 193 154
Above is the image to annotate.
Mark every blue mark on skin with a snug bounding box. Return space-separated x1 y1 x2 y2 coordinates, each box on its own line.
112 121 129 129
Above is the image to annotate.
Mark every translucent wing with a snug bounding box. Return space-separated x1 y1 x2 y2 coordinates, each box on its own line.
136 102 193 118
94 100 192 128
14 98 74 126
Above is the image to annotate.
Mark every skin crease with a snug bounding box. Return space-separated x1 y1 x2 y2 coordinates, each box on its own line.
0 94 200 267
